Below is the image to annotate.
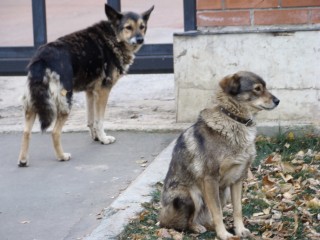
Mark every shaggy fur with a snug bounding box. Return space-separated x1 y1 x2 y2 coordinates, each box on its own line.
18 4 154 166
159 71 280 240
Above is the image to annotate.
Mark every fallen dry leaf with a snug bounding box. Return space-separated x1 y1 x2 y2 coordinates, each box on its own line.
279 183 293 193
272 210 282 219
253 212 264 217
284 143 290 148
283 191 293 199
279 172 294 182
168 229 184 240
20 220 30 224
287 132 295 141
280 162 296 173
265 154 281 164
96 208 105 220
293 214 299 234
306 198 320 209
227 236 241 240
156 228 172 238
263 208 271 215
247 168 255 180
291 159 305 164
295 150 305 160
262 175 276 186
136 159 148 164
139 210 149 221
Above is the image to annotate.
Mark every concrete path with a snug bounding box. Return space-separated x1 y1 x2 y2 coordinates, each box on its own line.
0 131 177 240
0 74 190 133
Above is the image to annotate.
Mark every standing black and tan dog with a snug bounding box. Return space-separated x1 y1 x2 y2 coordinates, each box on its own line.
160 71 280 239
18 4 154 166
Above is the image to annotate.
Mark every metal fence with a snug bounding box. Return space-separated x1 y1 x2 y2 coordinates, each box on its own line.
0 0 196 75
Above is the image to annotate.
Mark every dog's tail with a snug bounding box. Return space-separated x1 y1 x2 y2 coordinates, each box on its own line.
27 59 56 131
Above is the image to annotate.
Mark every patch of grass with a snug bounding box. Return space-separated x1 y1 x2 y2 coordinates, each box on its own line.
254 132 320 167
196 231 216 239
150 188 161 203
293 223 305 240
255 139 276 166
302 187 317 196
119 187 163 240
292 169 313 181
242 198 269 217
314 225 320 234
308 204 320 215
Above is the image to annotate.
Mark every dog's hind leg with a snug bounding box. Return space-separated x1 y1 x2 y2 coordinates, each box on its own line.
160 187 201 233
160 196 195 232
93 87 115 145
189 186 207 233
86 90 98 141
52 113 71 161
18 110 36 167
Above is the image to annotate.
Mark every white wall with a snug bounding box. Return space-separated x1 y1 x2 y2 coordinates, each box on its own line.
174 30 320 132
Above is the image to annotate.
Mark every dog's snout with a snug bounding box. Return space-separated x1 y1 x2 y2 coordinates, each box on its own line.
136 36 144 44
273 96 280 106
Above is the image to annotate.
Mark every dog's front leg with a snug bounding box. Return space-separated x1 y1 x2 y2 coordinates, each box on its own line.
93 87 115 144
203 177 234 240
231 180 251 238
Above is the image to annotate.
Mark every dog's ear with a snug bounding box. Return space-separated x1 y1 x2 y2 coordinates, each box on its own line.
105 4 123 25
141 5 154 22
219 74 241 95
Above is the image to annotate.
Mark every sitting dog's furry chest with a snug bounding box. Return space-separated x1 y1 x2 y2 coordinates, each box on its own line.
218 130 257 187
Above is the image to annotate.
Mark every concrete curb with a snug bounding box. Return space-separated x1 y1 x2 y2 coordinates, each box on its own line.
85 139 176 240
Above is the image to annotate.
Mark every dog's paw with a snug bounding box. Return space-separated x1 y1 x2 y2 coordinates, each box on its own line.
18 159 29 167
235 226 251 238
217 230 234 240
57 153 71 161
99 135 116 145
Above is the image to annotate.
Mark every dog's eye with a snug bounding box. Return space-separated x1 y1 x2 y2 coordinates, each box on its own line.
125 26 133 31
140 25 145 30
254 86 262 92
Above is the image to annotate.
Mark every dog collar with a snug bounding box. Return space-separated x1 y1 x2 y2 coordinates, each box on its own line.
219 106 254 127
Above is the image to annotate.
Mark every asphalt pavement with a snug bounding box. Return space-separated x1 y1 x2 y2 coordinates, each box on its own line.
0 70 187 240
0 1 186 239
0 131 178 240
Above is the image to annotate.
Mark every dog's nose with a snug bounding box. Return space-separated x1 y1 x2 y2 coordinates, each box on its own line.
136 36 144 44
273 96 280 106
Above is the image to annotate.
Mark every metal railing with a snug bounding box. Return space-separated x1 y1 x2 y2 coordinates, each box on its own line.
0 0 196 75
